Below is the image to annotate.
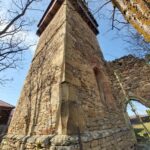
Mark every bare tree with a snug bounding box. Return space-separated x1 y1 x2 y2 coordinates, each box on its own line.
86 0 150 42
0 0 44 85
0 0 149 77
85 0 150 57
0 0 42 73
123 27 150 58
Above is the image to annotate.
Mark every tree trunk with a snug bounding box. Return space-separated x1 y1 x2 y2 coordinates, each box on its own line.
112 0 150 42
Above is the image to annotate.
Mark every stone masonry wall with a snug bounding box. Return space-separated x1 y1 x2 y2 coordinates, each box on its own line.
108 55 150 110
57 0 136 149
7 1 67 136
1 0 138 150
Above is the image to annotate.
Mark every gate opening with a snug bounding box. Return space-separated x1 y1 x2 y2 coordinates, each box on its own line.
126 100 150 142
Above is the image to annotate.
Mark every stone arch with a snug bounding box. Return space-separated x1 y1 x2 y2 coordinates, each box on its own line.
122 97 150 143
122 96 150 136
123 96 150 113
125 95 150 111
108 55 150 142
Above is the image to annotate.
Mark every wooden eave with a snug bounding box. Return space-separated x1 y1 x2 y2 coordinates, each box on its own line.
0 106 15 110
37 0 99 36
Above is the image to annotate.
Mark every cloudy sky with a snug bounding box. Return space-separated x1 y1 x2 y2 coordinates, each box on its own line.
0 0 149 116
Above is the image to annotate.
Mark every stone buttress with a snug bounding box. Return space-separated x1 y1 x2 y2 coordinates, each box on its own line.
1 0 137 149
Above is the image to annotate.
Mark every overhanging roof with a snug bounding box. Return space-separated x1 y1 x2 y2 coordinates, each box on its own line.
0 100 15 109
37 0 99 36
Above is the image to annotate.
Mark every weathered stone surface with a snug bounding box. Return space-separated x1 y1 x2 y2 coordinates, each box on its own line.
108 55 150 109
1 0 139 150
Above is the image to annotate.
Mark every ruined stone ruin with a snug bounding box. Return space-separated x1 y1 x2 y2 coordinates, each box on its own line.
1 0 150 149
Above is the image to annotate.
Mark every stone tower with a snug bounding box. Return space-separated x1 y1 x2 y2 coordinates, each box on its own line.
1 0 136 149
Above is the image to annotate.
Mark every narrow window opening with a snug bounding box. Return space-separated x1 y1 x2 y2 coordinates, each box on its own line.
93 68 105 105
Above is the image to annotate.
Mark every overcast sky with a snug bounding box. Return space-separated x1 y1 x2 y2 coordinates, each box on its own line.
0 0 148 116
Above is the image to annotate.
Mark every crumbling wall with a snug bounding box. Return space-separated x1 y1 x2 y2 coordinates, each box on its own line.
108 55 150 110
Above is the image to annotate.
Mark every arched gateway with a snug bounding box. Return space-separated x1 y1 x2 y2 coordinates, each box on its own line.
1 1 149 150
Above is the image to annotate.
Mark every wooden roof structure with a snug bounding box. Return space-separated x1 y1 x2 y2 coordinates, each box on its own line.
0 100 15 109
37 0 99 36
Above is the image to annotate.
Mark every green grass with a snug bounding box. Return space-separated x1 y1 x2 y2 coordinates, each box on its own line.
132 122 150 142
133 122 150 129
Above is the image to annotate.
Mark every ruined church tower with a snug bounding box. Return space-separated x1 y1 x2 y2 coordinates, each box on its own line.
1 0 136 149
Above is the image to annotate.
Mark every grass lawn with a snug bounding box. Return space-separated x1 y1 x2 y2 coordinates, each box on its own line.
132 122 150 139
133 122 150 130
